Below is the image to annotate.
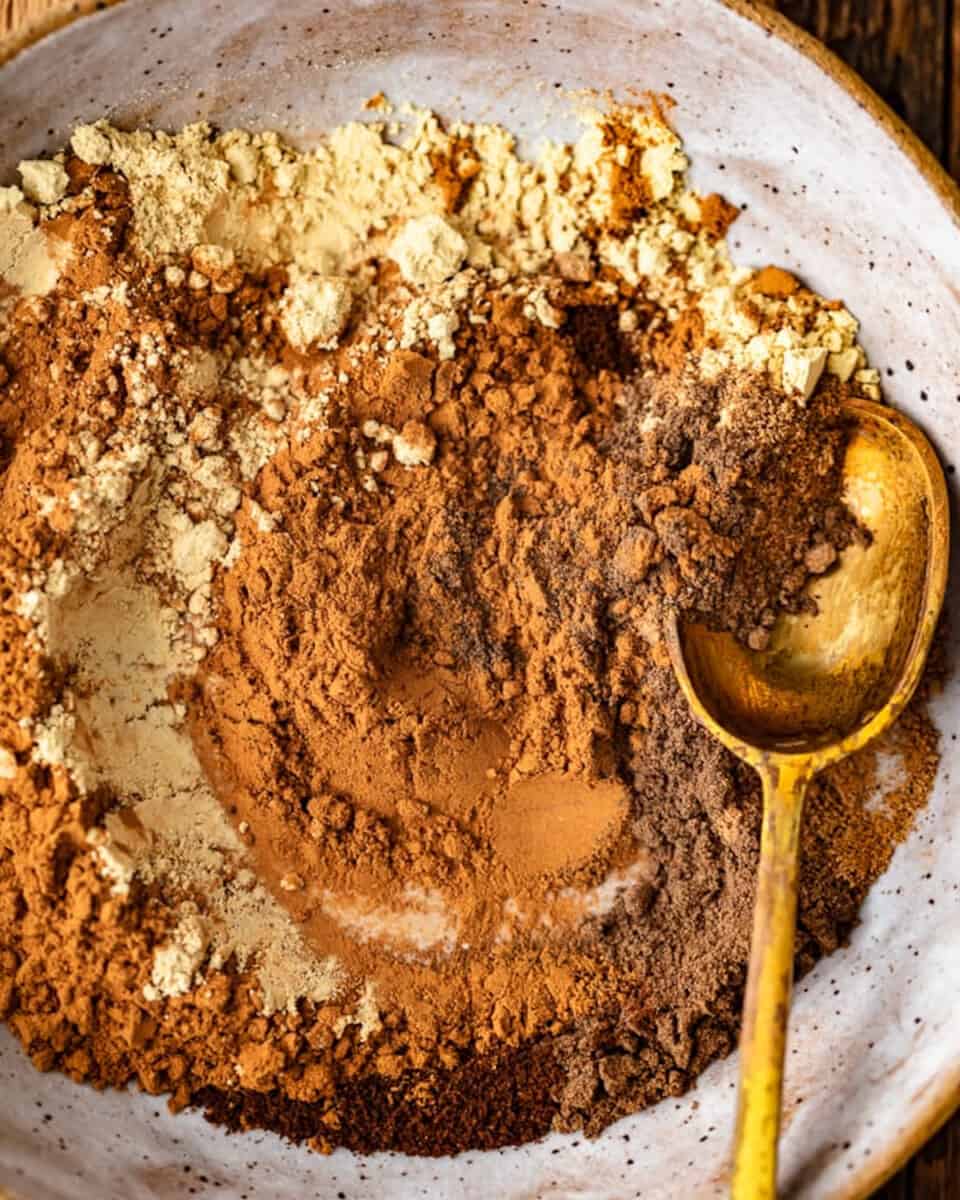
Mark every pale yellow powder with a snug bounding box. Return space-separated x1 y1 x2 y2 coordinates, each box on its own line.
64 104 874 402
388 214 467 286
0 746 17 781
279 267 353 351
143 908 210 1000
782 346 829 402
34 559 343 1015
17 159 69 205
0 198 70 295
72 121 232 258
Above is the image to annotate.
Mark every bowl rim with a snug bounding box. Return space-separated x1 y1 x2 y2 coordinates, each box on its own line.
0 1 958 1195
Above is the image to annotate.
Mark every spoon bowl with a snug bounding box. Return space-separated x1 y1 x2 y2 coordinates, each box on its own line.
670 397 949 762
666 396 949 1199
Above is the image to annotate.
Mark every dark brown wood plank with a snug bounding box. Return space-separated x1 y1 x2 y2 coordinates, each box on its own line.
951 0 960 177
765 1 949 162
881 1160 915 1200
909 1116 960 1198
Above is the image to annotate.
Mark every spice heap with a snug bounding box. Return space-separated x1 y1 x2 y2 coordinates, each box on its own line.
0 98 939 1154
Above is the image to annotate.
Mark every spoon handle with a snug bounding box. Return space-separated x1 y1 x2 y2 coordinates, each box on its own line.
731 761 810 1200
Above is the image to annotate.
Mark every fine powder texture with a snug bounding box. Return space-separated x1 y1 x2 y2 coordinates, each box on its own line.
0 96 941 1156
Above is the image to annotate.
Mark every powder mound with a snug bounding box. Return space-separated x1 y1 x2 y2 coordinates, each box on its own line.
0 95 940 1156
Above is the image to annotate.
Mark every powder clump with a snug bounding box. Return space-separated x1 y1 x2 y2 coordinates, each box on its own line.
389 214 468 286
18 159 70 205
280 268 354 351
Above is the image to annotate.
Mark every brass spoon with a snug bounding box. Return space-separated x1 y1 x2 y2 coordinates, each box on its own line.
665 397 949 1200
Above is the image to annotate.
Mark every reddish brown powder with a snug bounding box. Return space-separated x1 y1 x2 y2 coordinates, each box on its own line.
429 134 482 214
697 193 742 240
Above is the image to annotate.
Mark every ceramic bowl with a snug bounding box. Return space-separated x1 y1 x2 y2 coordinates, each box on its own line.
0 2 957 1197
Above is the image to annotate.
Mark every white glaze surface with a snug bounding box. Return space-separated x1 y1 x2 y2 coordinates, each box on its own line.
0 2 957 1197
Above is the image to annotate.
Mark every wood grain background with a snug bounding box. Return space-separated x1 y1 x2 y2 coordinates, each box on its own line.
1 0 958 1196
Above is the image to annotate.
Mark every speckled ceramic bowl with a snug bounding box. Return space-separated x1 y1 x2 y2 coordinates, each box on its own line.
0 2 957 1197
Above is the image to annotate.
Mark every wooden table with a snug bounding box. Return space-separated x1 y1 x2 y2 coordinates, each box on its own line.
1 0 958 1196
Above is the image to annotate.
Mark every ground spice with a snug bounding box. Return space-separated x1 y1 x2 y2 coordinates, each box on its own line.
0 98 942 1158
187 681 939 1152
697 193 742 240
429 135 482 214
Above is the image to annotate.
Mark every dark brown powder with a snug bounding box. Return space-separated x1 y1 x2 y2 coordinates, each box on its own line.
195 1038 563 1156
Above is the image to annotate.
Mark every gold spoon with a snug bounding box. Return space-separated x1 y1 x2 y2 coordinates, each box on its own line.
665 397 949 1200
